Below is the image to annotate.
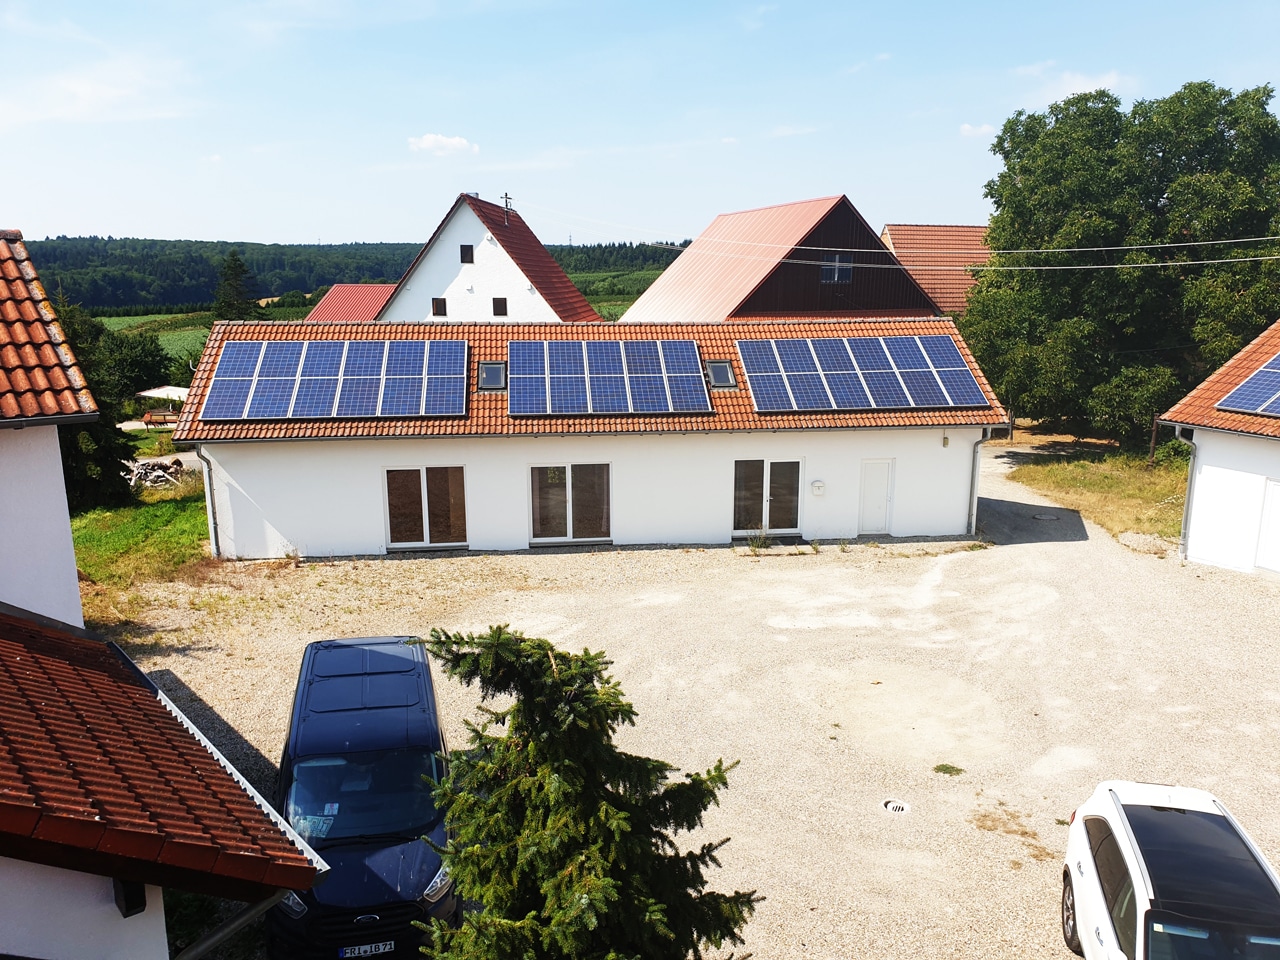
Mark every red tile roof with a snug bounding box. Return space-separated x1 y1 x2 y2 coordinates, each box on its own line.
376 195 600 324
0 231 97 424
1161 319 1280 439
622 197 846 325
173 318 1007 444
880 224 990 316
305 283 396 323
0 603 323 901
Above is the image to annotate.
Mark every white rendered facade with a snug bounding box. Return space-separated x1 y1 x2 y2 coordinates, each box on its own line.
379 204 563 324
198 427 984 559
1183 427 1280 573
0 425 84 626
0 857 166 960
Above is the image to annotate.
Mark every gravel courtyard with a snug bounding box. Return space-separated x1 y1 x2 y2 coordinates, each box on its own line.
125 449 1280 959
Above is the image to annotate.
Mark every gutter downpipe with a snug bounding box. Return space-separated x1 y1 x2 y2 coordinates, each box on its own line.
172 888 289 960
195 444 221 558
1172 423 1198 560
967 426 994 536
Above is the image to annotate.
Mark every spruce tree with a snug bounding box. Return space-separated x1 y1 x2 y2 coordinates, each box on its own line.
419 625 759 960
211 250 264 322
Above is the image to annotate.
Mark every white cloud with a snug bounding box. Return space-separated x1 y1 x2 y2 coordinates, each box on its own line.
1013 61 1134 106
960 123 995 138
407 133 479 156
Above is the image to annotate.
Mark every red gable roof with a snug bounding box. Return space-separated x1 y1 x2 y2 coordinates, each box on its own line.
0 603 323 901
306 283 396 323
376 194 599 324
1161 319 1280 439
0 231 97 424
173 318 1007 444
880 224 990 317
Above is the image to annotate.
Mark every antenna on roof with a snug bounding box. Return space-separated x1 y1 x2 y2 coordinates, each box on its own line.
501 192 512 226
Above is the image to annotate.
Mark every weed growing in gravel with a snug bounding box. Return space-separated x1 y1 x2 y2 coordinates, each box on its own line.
838 539 851 552
810 540 821 553
747 529 771 554
933 763 965 776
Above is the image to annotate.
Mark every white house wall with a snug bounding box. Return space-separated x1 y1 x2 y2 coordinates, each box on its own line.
1185 428 1280 572
201 428 981 558
0 856 166 960
0 425 84 626
379 205 562 324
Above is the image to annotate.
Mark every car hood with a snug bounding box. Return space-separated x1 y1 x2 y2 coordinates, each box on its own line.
309 820 446 909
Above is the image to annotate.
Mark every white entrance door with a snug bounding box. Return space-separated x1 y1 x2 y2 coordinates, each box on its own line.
860 460 893 535
1256 478 1280 572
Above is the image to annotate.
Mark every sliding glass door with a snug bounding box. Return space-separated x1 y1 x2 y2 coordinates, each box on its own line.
386 467 467 547
531 464 610 541
733 459 800 534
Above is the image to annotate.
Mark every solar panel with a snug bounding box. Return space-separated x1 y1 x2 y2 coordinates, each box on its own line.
507 340 711 415
1218 363 1280 415
200 339 467 420
735 336 990 413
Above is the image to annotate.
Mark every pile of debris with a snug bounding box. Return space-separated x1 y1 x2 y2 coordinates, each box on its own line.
127 458 186 488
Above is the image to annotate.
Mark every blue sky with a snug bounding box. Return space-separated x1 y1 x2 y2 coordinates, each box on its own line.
6 1 1280 246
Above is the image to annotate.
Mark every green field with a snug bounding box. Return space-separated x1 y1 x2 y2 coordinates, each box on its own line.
103 313 185 331
72 485 209 586
159 329 211 359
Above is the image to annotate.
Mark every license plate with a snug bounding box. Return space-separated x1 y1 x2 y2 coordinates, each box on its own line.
339 942 394 957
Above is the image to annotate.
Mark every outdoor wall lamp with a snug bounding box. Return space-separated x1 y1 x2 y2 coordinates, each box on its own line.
811 480 825 496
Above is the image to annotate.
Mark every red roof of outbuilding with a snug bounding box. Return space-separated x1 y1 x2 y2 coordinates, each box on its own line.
622 197 846 325
375 194 600 324
305 283 396 323
1161 319 1280 439
0 603 323 901
0 231 97 424
880 224 990 316
173 318 1007 444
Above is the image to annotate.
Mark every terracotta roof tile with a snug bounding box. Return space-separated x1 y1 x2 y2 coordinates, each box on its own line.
0 606 322 900
305 283 397 323
1162 319 1280 439
174 318 1007 443
880 224 990 316
0 231 97 425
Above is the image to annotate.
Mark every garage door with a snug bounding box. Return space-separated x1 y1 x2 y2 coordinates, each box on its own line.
1257 479 1280 573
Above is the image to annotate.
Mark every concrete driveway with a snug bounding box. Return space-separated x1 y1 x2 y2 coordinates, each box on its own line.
136 446 1280 959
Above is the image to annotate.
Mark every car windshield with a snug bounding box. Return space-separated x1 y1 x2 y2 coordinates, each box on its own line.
285 748 440 844
1147 911 1280 960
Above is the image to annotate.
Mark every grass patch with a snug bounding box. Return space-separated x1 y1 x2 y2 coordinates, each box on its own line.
159 328 211 359
72 477 209 587
102 312 185 331
933 763 965 776
123 429 179 458
1008 452 1187 538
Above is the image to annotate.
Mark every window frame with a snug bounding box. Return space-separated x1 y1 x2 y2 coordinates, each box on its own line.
431 297 447 317
460 244 474 264
820 252 854 284
528 462 612 544
384 465 469 550
477 361 508 391
731 458 802 535
705 360 737 389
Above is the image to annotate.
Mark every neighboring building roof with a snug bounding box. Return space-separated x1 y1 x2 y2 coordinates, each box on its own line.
880 224 990 316
375 194 599 324
1161 319 1280 439
173 317 1007 444
0 602 324 902
0 230 97 425
305 283 396 323
622 196 938 324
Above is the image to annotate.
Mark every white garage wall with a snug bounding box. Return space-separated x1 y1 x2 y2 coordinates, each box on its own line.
0 425 84 626
202 428 981 558
378 204 562 324
1186 429 1280 572
0 857 167 960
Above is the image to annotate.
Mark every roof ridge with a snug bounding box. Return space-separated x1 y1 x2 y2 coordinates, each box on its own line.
717 195 844 217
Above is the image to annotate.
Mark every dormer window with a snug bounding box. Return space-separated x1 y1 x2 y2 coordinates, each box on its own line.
821 253 853 283
460 244 474 263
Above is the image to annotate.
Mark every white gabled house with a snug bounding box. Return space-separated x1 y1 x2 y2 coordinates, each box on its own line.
175 195 1007 559
1161 319 1280 573
0 230 98 626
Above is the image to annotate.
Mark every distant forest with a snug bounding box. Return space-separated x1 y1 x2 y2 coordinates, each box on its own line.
29 236 689 314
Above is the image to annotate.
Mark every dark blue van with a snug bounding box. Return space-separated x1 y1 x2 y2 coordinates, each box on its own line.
267 637 458 959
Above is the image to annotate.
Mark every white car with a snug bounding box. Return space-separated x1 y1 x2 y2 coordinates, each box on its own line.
1062 781 1280 960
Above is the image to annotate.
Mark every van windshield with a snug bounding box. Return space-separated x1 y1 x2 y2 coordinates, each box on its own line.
285 748 439 844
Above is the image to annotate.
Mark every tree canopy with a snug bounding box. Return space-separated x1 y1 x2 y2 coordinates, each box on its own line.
211 250 265 323
420 625 759 960
962 81 1280 446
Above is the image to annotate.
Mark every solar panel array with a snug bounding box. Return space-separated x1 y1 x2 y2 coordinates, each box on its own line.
1216 351 1280 416
507 340 712 415
736 336 989 412
200 340 468 420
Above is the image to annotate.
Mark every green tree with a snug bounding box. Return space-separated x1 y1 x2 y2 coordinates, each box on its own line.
964 81 1280 447
211 249 264 322
419 625 759 960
